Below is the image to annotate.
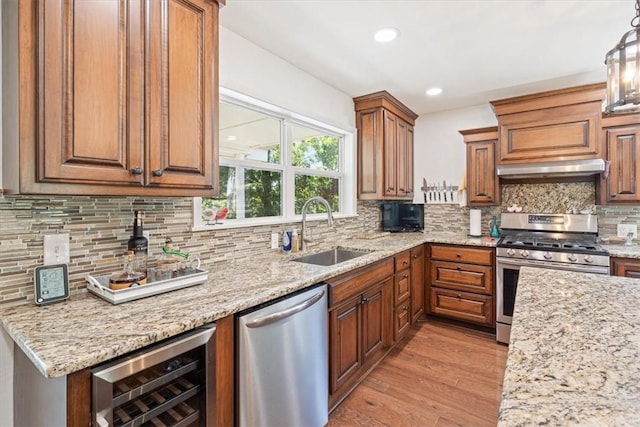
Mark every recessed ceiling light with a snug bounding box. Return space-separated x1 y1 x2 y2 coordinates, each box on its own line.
426 87 443 96
374 28 398 43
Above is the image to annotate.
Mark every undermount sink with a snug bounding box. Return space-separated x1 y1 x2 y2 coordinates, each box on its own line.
291 248 369 266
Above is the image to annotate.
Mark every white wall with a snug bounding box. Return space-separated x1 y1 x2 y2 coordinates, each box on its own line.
219 26 355 132
412 104 498 204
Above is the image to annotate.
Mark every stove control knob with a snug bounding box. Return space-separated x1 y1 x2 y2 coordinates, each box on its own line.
543 251 552 260
520 250 529 258
568 254 578 262
506 248 516 257
584 255 594 263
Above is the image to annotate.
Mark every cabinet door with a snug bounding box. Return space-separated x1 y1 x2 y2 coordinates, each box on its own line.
329 297 362 394
605 126 640 203
36 0 144 186
393 299 411 341
467 141 498 205
396 119 413 197
356 109 383 199
383 110 398 197
611 257 640 278
361 284 385 361
146 0 217 190
410 246 425 323
394 270 411 305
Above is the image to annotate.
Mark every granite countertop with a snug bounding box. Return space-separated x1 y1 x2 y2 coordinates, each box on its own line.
499 267 640 426
603 243 640 259
0 231 498 378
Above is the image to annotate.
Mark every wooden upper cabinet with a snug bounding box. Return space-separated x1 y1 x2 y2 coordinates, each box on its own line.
490 83 605 165
461 127 499 206
599 114 640 204
5 0 221 196
354 91 418 200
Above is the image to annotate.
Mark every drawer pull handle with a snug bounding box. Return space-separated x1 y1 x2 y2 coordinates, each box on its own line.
153 169 164 177
457 294 461 299
132 167 143 175
456 253 461 258
403 260 409 265
456 266 461 271
403 306 409 312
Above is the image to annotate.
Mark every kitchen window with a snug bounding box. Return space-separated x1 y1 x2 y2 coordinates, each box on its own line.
193 88 356 229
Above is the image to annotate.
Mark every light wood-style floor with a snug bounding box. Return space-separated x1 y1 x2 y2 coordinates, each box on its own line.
328 319 509 427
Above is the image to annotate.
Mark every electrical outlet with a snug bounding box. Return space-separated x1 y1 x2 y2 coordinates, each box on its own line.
271 233 279 249
44 233 70 265
617 224 638 239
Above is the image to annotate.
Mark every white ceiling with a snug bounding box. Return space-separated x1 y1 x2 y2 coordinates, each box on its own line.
220 0 634 115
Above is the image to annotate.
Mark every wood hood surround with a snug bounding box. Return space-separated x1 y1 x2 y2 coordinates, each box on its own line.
490 83 606 165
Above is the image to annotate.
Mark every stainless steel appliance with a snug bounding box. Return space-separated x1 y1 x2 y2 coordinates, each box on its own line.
237 283 328 427
92 324 216 427
496 213 609 344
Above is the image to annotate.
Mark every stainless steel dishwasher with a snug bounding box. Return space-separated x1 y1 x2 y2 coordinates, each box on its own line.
237 283 328 427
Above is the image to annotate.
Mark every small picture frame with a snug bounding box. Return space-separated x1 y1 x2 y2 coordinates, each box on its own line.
34 264 70 305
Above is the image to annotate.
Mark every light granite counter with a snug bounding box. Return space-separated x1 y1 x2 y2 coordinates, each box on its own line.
603 243 640 259
0 231 497 378
499 267 640 426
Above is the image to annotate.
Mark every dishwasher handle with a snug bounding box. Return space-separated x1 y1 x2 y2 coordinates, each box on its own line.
245 289 325 328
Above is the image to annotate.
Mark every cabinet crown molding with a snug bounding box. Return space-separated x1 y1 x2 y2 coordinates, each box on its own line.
353 91 418 125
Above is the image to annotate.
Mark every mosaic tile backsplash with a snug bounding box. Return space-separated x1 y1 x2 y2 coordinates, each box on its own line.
0 181 637 307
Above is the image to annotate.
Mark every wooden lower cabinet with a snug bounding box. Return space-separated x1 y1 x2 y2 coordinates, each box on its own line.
427 244 495 327
393 299 411 339
429 288 493 326
611 257 640 278
328 258 394 410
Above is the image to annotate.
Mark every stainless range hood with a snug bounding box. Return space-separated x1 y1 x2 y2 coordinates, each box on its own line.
496 158 605 179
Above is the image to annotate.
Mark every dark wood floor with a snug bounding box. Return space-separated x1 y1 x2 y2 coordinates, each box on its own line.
328 319 509 427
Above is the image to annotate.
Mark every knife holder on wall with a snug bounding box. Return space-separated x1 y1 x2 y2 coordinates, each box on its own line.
423 186 460 204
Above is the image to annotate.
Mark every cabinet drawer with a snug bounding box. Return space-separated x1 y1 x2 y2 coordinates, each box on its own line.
394 271 411 305
428 288 493 326
395 250 411 271
429 261 493 295
611 257 640 278
394 299 411 341
328 258 394 307
430 245 493 266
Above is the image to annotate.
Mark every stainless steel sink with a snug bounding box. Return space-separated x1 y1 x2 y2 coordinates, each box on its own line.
291 248 369 266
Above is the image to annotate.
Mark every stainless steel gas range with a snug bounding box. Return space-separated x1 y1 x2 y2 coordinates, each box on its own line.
495 213 610 344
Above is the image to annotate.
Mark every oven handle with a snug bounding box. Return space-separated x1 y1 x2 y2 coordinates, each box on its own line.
496 257 609 274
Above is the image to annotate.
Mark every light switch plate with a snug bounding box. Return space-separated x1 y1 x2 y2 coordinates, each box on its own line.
44 233 70 265
617 224 638 239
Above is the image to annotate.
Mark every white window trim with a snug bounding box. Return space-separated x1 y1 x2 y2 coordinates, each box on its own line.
193 88 357 231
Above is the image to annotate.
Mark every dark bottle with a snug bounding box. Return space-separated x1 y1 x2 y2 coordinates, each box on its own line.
127 211 148 273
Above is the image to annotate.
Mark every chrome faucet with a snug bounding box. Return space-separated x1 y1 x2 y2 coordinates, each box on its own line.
300 196 334 250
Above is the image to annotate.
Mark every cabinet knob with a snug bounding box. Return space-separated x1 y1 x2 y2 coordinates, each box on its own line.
399 188 405 192
153 169 164 177
403 260 409 265
403 274 408 279
611 193 617 198
403 306 409 312
456 266 461 270
456 253 461 258
132 167 143 175
457 293 462 299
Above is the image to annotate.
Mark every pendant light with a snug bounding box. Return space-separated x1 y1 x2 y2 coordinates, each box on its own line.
605 0 640 113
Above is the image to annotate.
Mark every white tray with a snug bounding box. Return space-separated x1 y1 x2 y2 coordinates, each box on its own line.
86 269 208 304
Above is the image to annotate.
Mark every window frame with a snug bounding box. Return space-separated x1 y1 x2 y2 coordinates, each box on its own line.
193 88 356 231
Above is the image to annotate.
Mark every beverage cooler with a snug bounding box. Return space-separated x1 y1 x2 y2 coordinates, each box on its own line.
92 324 216 427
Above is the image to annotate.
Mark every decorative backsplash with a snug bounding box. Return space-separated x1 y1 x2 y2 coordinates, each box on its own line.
0 182 637 307
501 182 596 214
0 196 378 307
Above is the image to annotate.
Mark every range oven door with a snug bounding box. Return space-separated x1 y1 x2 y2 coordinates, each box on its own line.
496 257 609 344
